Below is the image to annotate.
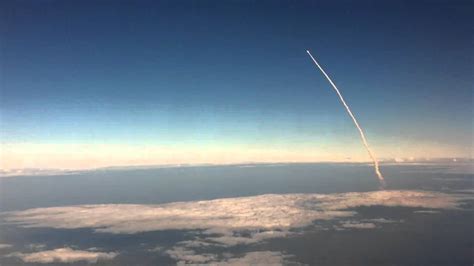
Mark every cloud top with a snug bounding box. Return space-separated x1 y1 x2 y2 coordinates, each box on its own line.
7 248 117 264
2 190 469 265
4 190 463 235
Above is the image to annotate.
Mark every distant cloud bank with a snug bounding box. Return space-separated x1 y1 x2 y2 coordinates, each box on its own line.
1 159 472 177
1 142 471 173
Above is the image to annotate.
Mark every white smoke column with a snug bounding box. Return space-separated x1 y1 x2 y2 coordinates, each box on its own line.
306 50 386 188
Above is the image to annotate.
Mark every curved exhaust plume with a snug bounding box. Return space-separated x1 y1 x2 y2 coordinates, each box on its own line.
306 50 386 189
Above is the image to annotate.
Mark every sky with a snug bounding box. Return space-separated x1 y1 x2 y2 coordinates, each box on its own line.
0 0 472 169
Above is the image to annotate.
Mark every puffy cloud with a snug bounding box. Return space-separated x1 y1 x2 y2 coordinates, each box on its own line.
164 246 289 265
7 248 117 264
3 190 469 265
4 190 462 235
165 247 216 265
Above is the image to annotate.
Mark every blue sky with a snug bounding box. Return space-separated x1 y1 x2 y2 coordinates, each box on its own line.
1 0 472 169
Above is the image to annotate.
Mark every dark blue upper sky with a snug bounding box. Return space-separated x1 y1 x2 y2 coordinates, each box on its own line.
1 0 472 167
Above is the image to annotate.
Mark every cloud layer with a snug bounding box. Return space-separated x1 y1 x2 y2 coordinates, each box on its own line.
165 248 289 265
4 190 462 234
3 190 469 264
7 248 117 264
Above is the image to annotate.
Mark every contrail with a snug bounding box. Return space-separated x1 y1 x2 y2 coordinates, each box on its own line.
306 50 386 188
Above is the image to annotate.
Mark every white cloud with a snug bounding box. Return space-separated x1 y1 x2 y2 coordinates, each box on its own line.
24 243 47 251
176 239 214 249
364 218 401 223
148 245 165 252
0 244 13 249
222 251 289 265
165 247 216 265
0 168 80 178
413 210 440 214
7 247 117 264
164 246 289 265
5 190 463 236
3 190 469 265
340 221 376 229
207 230 289 246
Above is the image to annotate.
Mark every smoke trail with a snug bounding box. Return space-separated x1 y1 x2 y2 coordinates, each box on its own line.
306 50 386 188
